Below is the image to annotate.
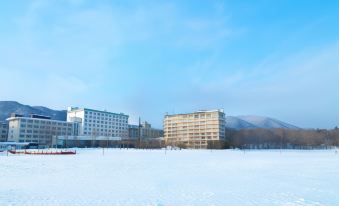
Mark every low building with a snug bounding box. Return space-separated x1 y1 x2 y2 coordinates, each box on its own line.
164 109 226 149
0 142 32 150
7 113 77 146
0 122 8 142
128 121 163 139
53 135 122 148
128 125 139 139
67 107 129 139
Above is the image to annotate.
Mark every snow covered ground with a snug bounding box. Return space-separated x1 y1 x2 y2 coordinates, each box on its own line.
1 149 338 206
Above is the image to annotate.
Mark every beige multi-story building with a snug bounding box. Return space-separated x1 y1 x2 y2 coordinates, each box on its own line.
164 109 226 149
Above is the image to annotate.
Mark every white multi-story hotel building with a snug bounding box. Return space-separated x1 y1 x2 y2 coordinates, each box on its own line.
67 107 129 139
164 109 226 149
7 114 75 146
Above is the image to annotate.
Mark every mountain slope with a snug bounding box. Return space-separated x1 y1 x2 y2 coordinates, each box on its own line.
237 115 299 129
0 101 66 121
226 116 258 129
227 115 299 129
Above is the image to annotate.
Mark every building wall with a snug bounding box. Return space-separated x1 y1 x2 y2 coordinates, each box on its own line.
0 122 8 142
141 127 163 139
128 122 163 139
67 108 129 139
7 117 75 146
128 125 139 139
164 110 225 149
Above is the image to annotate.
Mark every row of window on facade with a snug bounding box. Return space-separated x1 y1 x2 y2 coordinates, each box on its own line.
83 121 127 126
19 129 72 134
83 130 127 135
18 133 71 138
19 124 72 129
164 121 225 125
167 137 218 141
19 119 71 125
84 116 128 122
166 113 222 119
84 111 127 118
84 127 127 132
18 139 49 143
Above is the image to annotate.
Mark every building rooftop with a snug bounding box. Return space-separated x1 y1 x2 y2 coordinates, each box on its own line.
30 114 51 119
6 115 71 123
68 107 128 117
165 109 224 117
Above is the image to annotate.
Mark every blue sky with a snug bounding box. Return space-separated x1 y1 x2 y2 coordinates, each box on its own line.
1 0 339 128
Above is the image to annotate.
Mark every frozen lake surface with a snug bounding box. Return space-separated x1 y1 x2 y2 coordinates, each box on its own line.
1 149 338 206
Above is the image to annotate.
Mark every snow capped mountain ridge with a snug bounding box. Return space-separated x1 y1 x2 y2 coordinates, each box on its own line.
227 115 299 129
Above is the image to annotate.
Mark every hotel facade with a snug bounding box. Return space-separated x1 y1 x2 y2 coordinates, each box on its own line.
164 110 226 149
7 114 76 146
67 107 129 139
0 122 8 142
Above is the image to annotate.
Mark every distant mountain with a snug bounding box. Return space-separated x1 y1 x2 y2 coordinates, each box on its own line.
226 115 299 130
0 101 300 130
226 116 258 129
0 101 66 121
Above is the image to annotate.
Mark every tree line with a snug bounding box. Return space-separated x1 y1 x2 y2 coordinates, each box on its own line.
223 127 339 149
58 128 339 150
